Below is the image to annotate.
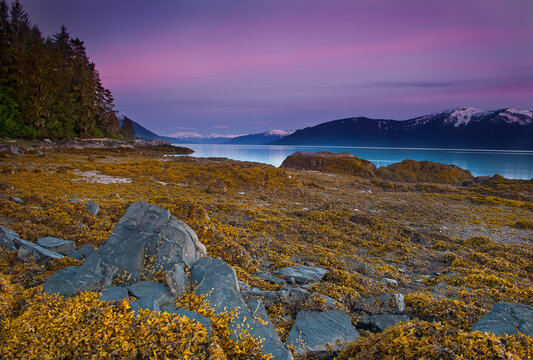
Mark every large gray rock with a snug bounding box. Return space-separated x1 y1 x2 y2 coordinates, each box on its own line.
15 238 63 264
43 202 206 297
357 314 409 332
351 293 405 315
0 225 18 251
471 302 533 337
286 310 359 355
253 272 287 285
191 257 293 360
37 237 75 254
66 243 96 260
127 281 174 312
165 263 188 299
242 287 310 308
43 254 104 295
274 266 328 284
99 286 129 302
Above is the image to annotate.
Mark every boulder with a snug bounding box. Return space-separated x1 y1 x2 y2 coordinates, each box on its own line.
66 243 96 260
15 238 63 264
165 263 188 299
43 202 206 297
191 257 293 360
85 201 100 216
43 254 104 296
253 272 287 285
471 302 533 337
242 287 310 308
286 310 359 355
350 293 405 315
357 314 409 332
280 152 376 177
126 281 174 312
273 266 328 284
0 225 18 251
99 286 129 302
37 237 76 254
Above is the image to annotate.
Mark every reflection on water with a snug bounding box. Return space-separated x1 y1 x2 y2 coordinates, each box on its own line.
171 144 533 179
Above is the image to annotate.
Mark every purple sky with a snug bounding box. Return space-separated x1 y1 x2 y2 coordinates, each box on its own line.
17 0 533 136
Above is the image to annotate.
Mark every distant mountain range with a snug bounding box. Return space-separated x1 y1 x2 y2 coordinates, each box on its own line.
225 130 294 144
161 132 244 144
161 129 293 145
271 107 533 150
120 107 533 150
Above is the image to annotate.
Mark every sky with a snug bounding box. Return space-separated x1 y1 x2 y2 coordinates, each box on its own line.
16 0 533 136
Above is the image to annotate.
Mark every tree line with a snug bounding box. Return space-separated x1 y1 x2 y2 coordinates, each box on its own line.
0 0 124 139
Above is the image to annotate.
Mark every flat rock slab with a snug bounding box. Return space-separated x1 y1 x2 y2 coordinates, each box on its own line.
471 302 533 337
286 310 359 354
191 257 293 360
357 314 410 332
15 237 63 264
43 201 206 297
253 272 287 285
0 225 18 251
274 266 328 284
37 237 75 254
99 286 129 302
242 287 310 308
351 293 405 315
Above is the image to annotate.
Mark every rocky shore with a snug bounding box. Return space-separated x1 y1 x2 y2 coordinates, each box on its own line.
0 146 531 359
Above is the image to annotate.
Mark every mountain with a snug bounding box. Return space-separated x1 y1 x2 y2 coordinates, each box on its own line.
224 130 294 145
118 116 161 140
162 132 245 144
271 107 533 150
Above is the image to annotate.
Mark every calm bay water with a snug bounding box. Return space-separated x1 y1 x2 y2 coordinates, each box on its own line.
172 144 533 179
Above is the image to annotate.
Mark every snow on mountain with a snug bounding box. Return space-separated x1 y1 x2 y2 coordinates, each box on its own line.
498 108 533 125
165 132 245 139
263 129 294 136
446 107 485 127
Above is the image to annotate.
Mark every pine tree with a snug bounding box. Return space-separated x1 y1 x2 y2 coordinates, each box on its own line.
0 1 120 139
120 116 135 140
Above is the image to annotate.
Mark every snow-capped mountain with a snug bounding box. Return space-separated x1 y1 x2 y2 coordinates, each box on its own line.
272 107 533 150
225 129 294 145
162 132 246 144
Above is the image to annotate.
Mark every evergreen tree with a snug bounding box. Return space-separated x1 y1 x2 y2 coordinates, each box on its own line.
0 1 120 139
120 116 135 140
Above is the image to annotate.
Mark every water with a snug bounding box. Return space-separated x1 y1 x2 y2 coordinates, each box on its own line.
171 144 533 179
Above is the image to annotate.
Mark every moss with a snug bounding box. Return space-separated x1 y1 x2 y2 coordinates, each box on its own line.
376 159 474 184
336 320 533 360
280 151 376 177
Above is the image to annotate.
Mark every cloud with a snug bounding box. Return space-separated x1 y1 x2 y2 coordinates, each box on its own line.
213 125 230 129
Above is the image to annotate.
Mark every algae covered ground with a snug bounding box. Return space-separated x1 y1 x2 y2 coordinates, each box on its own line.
0 145 532 359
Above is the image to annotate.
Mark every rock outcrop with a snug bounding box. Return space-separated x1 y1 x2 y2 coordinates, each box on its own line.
286 310 359 355
471 302 533 337
273 265 328 284
0 225 18 251
37 237 76 254
280 152 376 177
376 159 474 184
191 257 293 360
43 201 206 297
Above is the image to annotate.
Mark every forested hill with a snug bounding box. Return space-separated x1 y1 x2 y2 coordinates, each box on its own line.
0 1 120 139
